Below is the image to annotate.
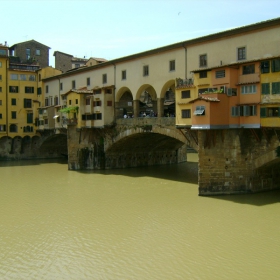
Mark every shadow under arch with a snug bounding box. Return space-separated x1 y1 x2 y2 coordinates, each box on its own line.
39 133 68 158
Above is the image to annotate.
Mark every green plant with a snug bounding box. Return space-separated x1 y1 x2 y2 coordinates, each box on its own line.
59 106 79 114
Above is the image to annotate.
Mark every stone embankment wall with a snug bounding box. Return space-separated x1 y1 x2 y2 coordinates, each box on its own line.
198 129 280 195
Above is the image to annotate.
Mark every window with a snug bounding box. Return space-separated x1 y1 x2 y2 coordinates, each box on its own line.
105 88 112 94
60 83 63 91
26 48 30 60
272 82 280 94
54 96 59 105
122 70 126 80
72 80 76 89
37 87 42 95
29 75 36 81
0 87 2 92
261 83 270 95
75 99 78 104
181 90 190 99
85 98 90 105
241 85 256 94
44 119 48 125
272 59 280 72
46 85 49 93
20 74 27 80
198 88 208 94
242 105 257 116
194 106 205 116
0 124 6 131
107 101 112 106
231 106 240 117
93 101 102 106
0 100 2 105
169 60 175 71
27 113 33 124
10 74 18 80
94 89 101 94
0 62 2 67
199 54 207 67
25 87 34 93
9 124 17 132
216 70 225 78
87 77 90 86
261 61 270 73
69 100 72 105
45 98 49 106
0 113 2 118
102 74 107 84
11 98 16 105
199 71 207 78
74 64 80 68
143 65 149 76
11 111 17 119
237 47 246 60
49 96 53 106
261 107 280 117
96 113 102 120
9 86 18 93
0 49 7 55
0 74 2 81
182 109 191 118
24 98 32 108
242 64 255 75
36 49 40 55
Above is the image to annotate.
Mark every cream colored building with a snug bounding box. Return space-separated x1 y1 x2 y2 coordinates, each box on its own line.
38 17 280 132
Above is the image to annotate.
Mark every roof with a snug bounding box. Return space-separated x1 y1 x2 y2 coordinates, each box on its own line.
9 39 51 50
43 16 280 81
53 51 73 57
187 96 221 104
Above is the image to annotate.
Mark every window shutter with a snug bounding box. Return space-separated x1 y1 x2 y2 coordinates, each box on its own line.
243 106 249 116
252 106 257 116
260 108 266 118
231 107 235 116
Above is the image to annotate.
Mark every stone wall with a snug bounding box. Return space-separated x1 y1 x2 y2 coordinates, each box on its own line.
198 129 280 195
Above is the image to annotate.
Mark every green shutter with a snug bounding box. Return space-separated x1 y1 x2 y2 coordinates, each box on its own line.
27 113 33 124
261 83 270 95
260 108 266 118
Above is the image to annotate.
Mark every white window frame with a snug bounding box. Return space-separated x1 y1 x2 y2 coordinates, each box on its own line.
241 85 256 94
194 105 205 116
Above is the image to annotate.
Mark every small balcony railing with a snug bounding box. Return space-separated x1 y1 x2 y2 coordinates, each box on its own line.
176 78 194 88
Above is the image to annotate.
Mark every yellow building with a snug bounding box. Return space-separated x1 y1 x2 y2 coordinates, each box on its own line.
260 56 280 127
0 44 8 135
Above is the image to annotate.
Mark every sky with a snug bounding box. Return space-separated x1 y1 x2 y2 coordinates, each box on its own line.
1 0 280 67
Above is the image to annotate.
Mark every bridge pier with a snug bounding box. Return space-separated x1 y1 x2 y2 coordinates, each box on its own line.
198 129 280 195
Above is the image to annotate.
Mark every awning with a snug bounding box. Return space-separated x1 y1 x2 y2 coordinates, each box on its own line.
53 115 59 119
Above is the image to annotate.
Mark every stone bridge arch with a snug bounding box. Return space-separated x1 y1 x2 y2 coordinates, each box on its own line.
103 119 188 168
38 133 68 158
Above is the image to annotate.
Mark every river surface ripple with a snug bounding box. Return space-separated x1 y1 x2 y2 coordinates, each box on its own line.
0 155 280 279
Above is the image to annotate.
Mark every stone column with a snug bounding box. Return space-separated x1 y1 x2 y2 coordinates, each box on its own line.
157 97 164 117
133 100 139 117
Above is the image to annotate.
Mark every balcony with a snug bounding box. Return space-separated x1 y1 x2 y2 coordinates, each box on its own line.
176 78 194 89
238 73 260 85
